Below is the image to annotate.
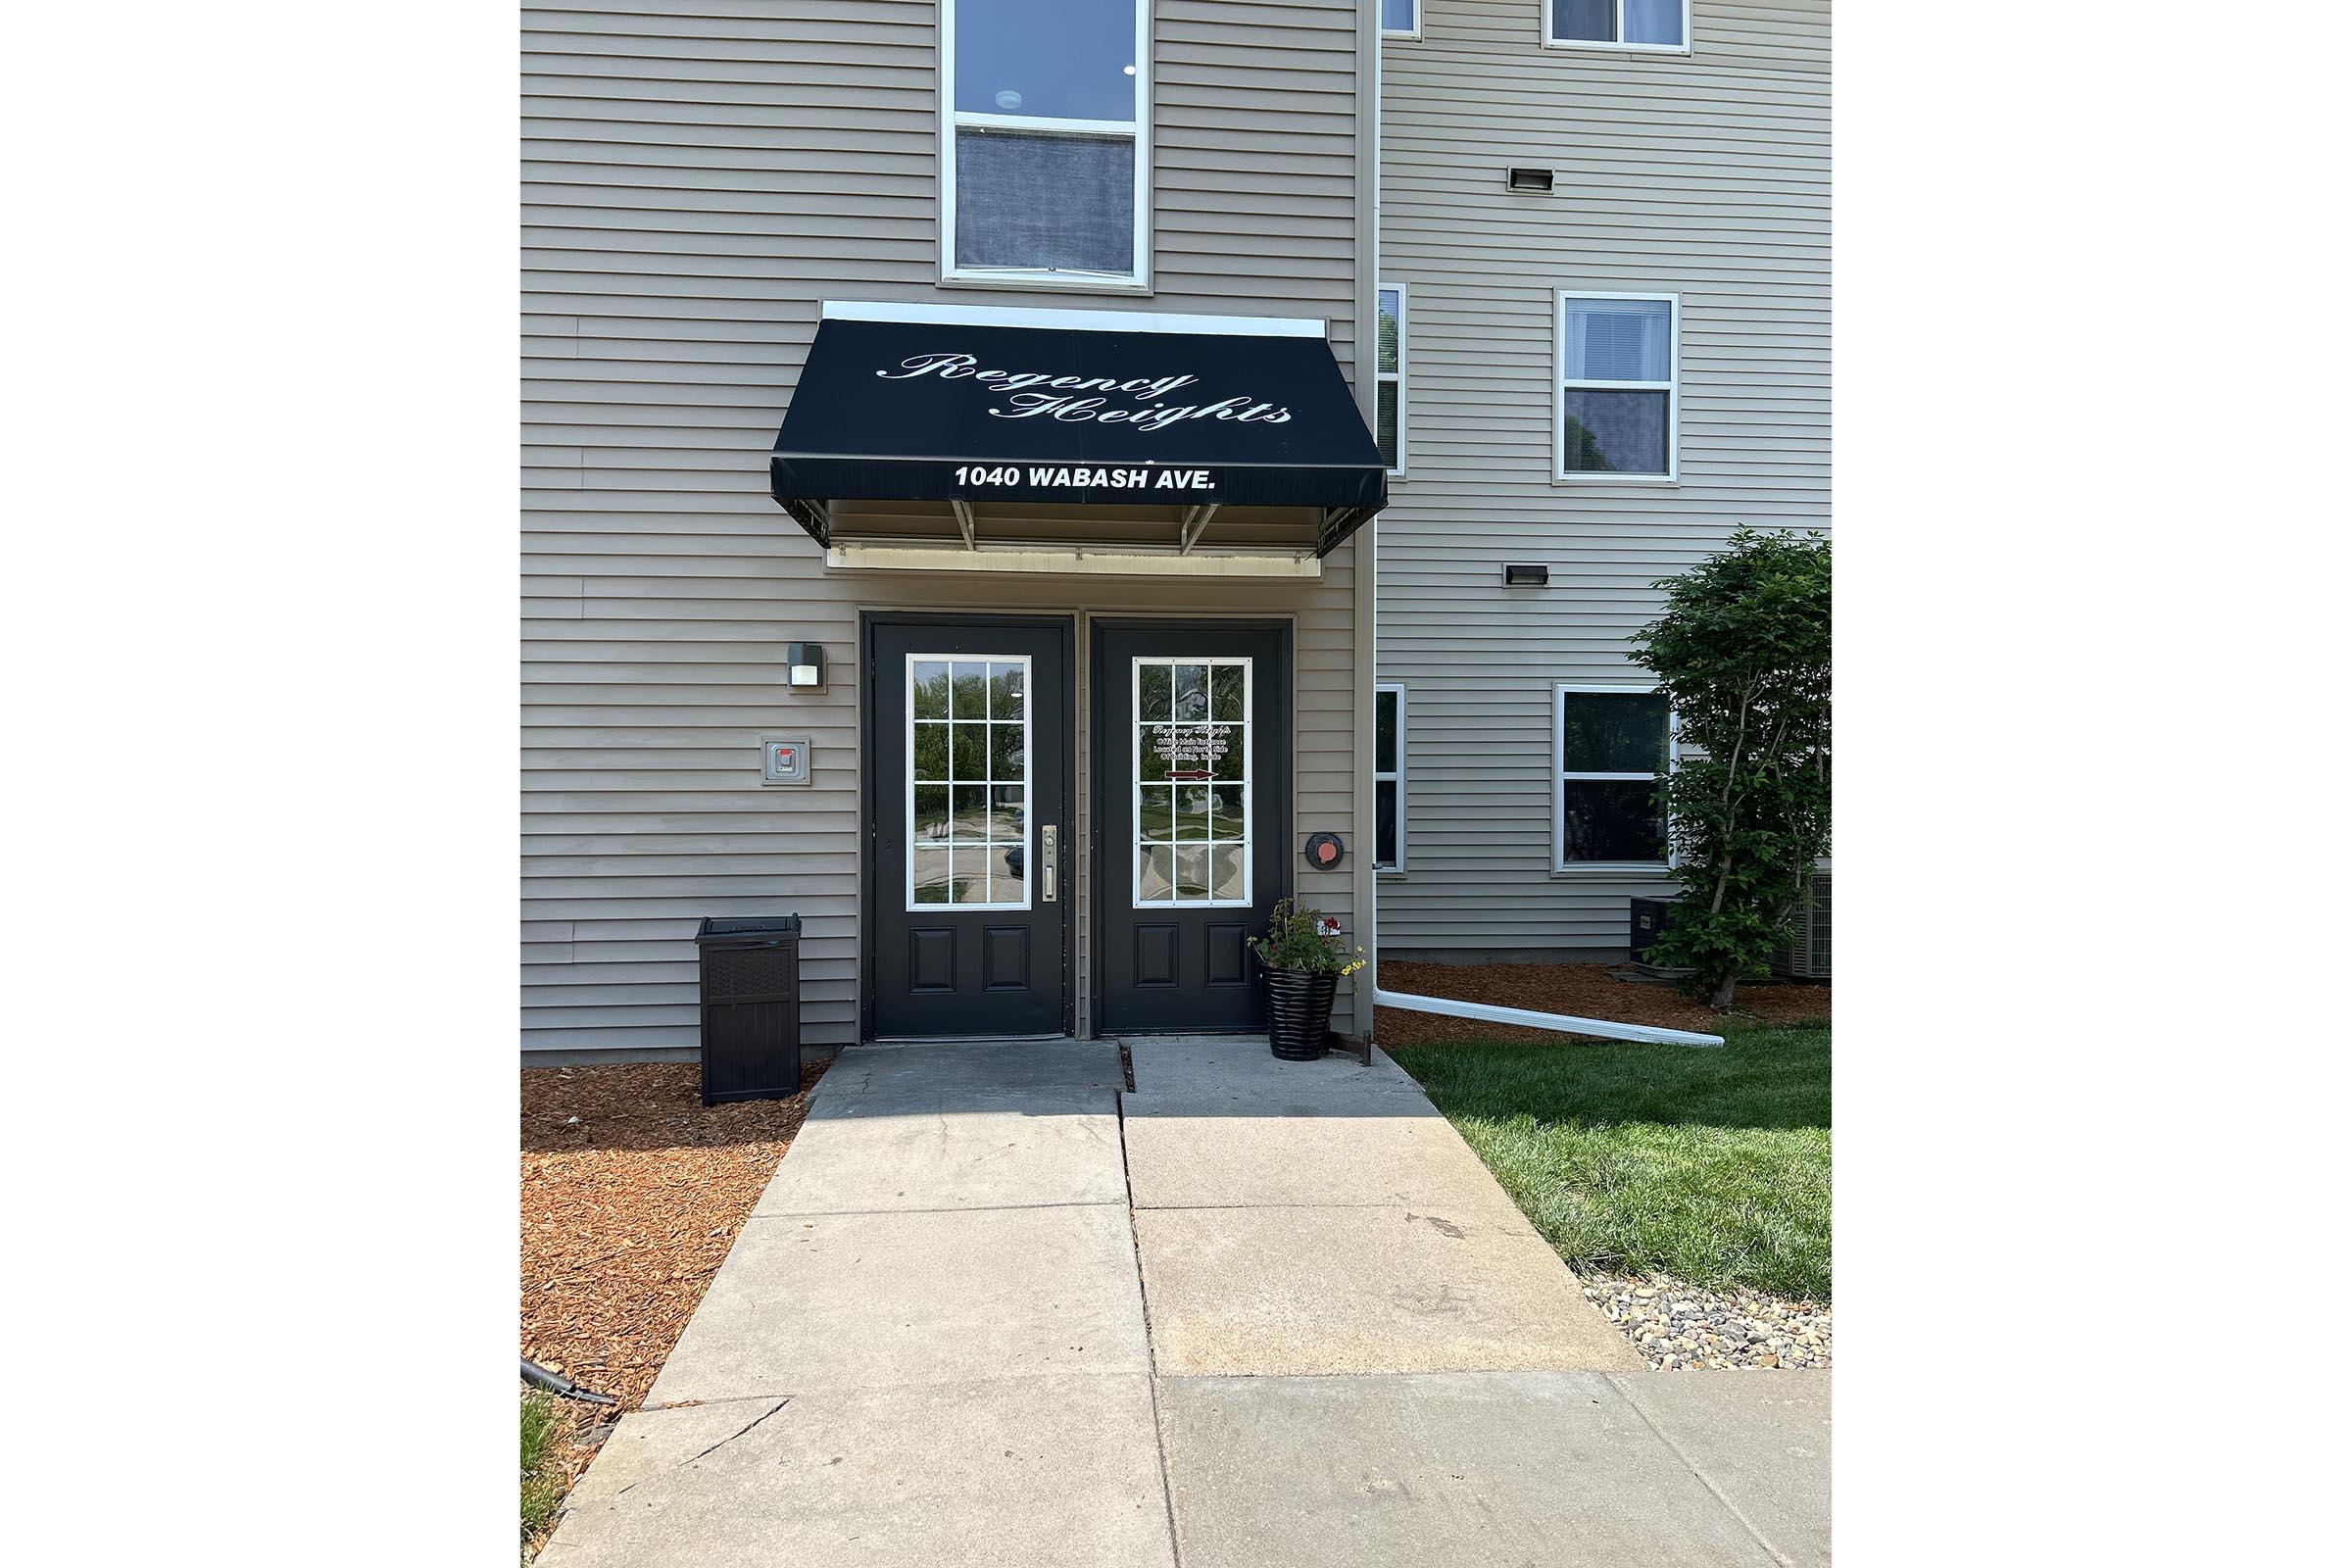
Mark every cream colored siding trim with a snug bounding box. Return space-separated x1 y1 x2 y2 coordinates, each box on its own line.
825 542 1324 577
1350 0 1383 1012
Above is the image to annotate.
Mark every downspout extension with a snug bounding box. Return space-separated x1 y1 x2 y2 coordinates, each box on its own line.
520 1355 620 1405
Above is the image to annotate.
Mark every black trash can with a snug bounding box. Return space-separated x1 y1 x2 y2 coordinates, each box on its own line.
694 916 802 1105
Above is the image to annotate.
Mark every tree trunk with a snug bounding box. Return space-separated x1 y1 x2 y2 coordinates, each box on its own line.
1711 973 1739 1011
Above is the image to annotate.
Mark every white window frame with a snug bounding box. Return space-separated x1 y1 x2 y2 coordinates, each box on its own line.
905 653 1035 912
1376 281 1407 476
939 0 1153 293
1539 0 1692 55
1131 656 1254 908
1374 682 1406 873
1550 682 1677 873
1553 288 1680 484
1382 0 1423 41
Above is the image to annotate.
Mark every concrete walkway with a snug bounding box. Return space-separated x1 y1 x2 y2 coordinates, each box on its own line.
541 1038 1829 1567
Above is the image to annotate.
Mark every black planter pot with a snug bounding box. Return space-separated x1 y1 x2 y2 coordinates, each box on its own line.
1263 966 1339 1060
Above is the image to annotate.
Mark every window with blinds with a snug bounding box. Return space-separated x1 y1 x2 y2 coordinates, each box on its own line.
943 0 1149 285
1558 293 1678 479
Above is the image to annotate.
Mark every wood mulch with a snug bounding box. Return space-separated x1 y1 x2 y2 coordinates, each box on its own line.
520 1059 827 1414
1374 961 1829 1045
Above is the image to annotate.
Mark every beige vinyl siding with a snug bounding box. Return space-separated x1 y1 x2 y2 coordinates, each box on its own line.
523 1 1372 1054
1375 0 1828 956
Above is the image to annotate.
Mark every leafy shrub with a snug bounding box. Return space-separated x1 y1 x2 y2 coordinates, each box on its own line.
1634 528 1832 1009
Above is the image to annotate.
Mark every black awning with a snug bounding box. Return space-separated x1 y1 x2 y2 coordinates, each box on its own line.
769 313 1388 555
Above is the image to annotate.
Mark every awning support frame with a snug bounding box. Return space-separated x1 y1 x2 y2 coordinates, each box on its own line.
1315 506 1374 557
779 496 833 545
1177 503 1219 555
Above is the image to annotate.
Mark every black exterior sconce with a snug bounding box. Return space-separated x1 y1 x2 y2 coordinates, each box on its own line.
786 641 827 690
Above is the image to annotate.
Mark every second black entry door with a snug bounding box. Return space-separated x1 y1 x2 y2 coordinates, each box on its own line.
1093 620 1290 1034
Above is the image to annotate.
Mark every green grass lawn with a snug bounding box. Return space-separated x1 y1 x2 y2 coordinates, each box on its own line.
1387 1021 1831 1300
520 1392 572 1554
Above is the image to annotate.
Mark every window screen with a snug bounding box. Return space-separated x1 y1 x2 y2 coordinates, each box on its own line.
955 131 1136 274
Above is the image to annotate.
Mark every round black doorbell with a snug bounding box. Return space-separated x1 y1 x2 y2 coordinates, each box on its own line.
1303 832 1345 870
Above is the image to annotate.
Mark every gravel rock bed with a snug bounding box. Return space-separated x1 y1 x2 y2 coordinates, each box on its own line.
1583 1274 1832 1370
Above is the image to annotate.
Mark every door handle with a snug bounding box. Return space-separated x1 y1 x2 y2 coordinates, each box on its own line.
1041 824 1058 903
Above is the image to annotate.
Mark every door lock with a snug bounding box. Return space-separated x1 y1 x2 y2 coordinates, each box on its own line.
1041 824 1058 902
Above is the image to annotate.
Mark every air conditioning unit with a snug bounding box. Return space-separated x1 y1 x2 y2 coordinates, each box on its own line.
1770 873 1832 980
1629 896 1682 963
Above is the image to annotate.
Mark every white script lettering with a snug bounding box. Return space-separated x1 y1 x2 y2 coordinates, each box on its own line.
875 352 1294 432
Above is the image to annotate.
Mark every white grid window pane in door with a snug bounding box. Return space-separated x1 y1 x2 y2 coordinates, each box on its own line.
1132 657 1251 907
907 654 1031 909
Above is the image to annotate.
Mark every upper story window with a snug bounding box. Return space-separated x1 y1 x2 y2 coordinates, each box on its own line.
1382 0 1421 38
1376 285 1404 473
1554 686 1673 868
1557 291 1678 480
943 0 1151 289
1544 0 1689 52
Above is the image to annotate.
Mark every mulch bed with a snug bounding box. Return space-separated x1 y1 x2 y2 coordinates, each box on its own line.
520 1059 827 1413
1374 960 1829 1045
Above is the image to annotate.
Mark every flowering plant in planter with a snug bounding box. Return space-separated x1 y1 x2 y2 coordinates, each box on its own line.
1248 897 1366 974
1249 899 1363 1060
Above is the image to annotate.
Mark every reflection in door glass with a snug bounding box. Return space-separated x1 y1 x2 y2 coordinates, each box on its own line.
1132 657 1250 907
909 654 1032 908
1207 845 1245 902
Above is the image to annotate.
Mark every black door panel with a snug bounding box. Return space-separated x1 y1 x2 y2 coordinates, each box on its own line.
1094 621 1290 1034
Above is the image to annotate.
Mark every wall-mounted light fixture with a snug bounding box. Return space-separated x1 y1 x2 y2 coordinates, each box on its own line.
1505 167 1555 194
1503 564 1550 587
786 641 827 690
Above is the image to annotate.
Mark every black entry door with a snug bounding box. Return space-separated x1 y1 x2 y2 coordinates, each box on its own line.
1095 621 1290 1034
869 617 1073 1038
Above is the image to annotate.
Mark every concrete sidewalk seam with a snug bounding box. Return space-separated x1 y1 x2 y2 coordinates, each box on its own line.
1119 1212 1467 1222
640 1391 801 1412
1116 1082 1190 1568
747 1199 1128 1220
1605 1372 1797 1568
676 1396 789 1466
